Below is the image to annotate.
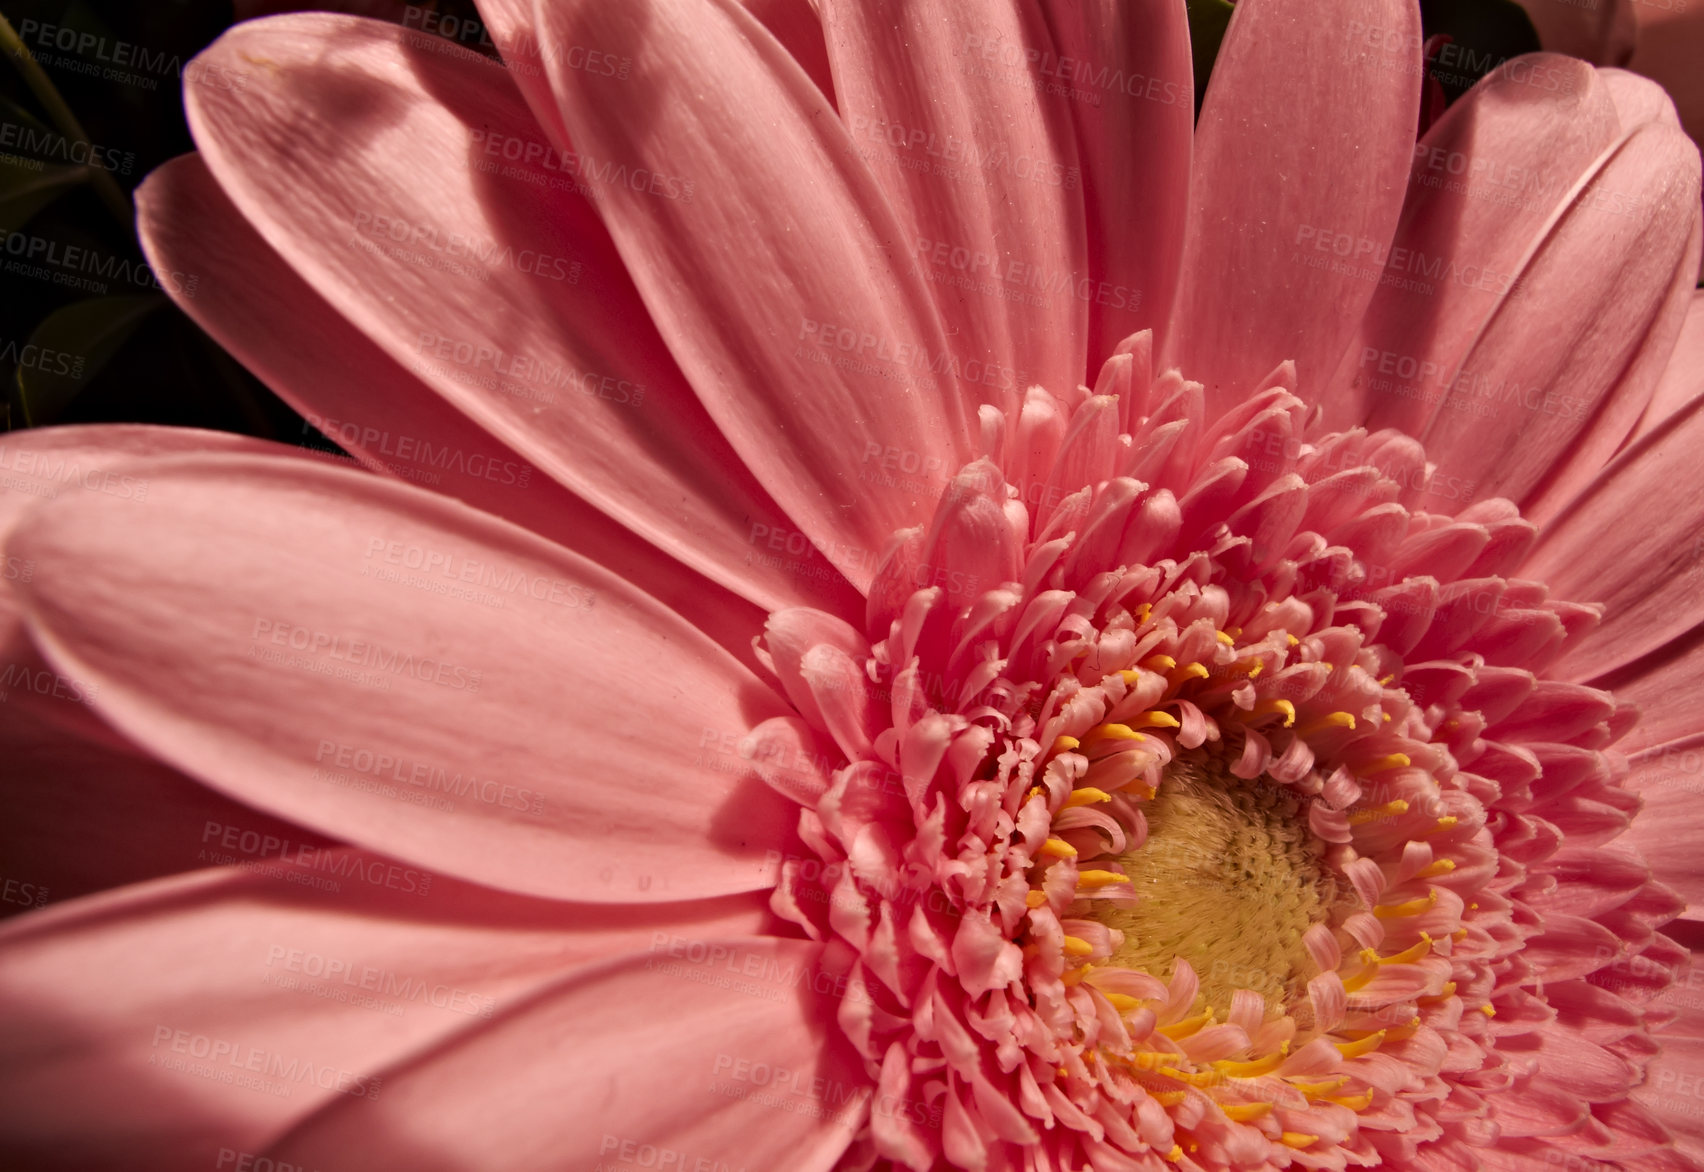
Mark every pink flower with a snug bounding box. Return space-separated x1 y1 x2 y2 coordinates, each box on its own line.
3 1 1703 1170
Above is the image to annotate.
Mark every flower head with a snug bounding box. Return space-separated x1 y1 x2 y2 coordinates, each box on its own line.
1 1 1702 1170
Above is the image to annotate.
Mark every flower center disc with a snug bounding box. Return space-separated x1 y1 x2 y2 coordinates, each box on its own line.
1093 754 1346 1011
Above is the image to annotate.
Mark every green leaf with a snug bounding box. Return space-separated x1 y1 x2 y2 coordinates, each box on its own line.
1186 0 1236 118
0 154 89 233
10 294 161 428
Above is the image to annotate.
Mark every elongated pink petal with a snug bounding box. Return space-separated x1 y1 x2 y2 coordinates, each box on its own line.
1516 0 1637 66
1633 289 1704 438
9 454 796 902
530 0 973 588
1622 741 1704 916
1330 55 1622 433
1595 628 1704 755
1523 387 1704 680
1164 0 1421 414
0 859 771 1170
182 15 852 612
824 0 1088 407
265 938 863 1171
1415 122 1701 510
1039 0 1192 364
138 152 809 667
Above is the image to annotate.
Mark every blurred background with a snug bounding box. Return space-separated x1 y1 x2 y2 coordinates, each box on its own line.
0 0 1694 441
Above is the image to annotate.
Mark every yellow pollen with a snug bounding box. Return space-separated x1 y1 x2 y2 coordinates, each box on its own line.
1378 674 1396 686
1347 799 1408 825
1287 634 1300 647
1280 1133 1319 1149
1374 889 1439 918
1416 858 1456 878
1142 654 1177 672
1041 838 1078 858
1453 928 1470 941
1252 698 1296 726
1077 869 1133 889
1334 1031 1386 1059
1062 936 1095 957
1085 723 1147 743
1135 604 1153 623
1292 1076 1351 1098
1063 787 1113 809
1426 815 1459 836
1118 669 1141 687
1159 1007 1215 1039
1164 1144 1185 1162
1221 1102 1273 1123
1102 992 1143 1013
1050 735 1081 755
1382 712 1393 722
1215 630 1236 646
1245 660 1264 678
1025 890 1049 909
1361 753 1412 774
1027 786 1045 801
1129 710 1183 729
1479 1004 1497 1017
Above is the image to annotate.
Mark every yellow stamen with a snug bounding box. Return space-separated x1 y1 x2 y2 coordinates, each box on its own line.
1252 698 1296 727
1128 710 1182 730
1452 927 1470 942
1135 604 1153 624
1102 992 1143 1012
1378 674 1396 686
1157 1066 1224 1087
1245 660 1264 678
1329 1089 1377 1110
1158 1007 1215 1039
1040 838 1078 858
1141 654 1177 672
1061 965 1090 987
1118 669 1140 687
1221 1102 1273 1122
1298 711 1357 735
1374 889 1439 918
1286 634 1300 647
1361 752 1411 774
1376 933 1433 965
1416 857 1456 879
1339 960 1379 994
1212 1048 1289 1079
1050 735 1081 755
1280 1133 1319 1150
1170 661 1211 685
1347 799 1408 825
1334 1030 1386 1059
1163 1144 1184 1162
1291 1076 1351 1098
1063 787 1112 809
1025 890 1049 909
1076 869 1132 889
1418 982 1458 1006
1479 1004 1496 1017
1215 630 1236 646
1084 723 1147 743
1424 815 1459 836
1382 712 1393 722
1153 1092 1187 1108
1062 936 1095 957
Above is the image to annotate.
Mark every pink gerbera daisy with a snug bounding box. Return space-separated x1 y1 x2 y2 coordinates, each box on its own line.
3 1 1703 1169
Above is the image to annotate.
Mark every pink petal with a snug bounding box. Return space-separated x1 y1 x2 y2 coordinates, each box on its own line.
1515 0 1637 65
137 153 799 668
264 938 863 1171
1523 384 1704 680
181 15 854 611
824 0 1089 408
1633 288 1704 439
530 0 974 588
1622 739 1704 916
1164 0 1421 415
1039 0 1193 364
9 454 796 902
1332 55 1622 434
0 859 771 1170
1415 122 1701 510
